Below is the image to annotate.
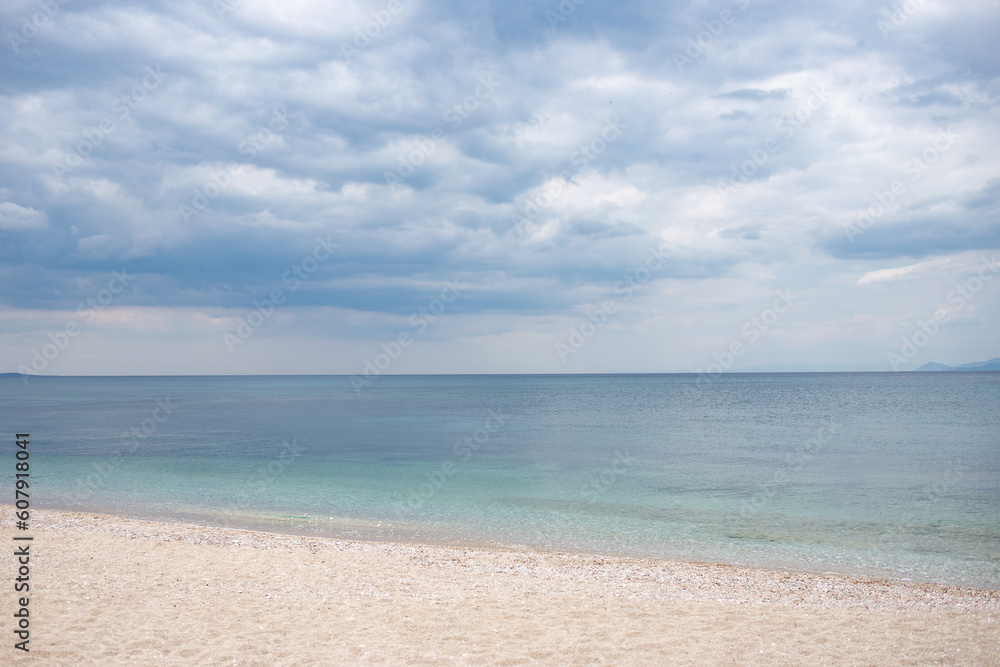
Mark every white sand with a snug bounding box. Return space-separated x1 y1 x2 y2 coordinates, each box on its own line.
4 507 999 665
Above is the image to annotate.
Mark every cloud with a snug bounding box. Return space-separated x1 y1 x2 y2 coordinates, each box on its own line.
715 88 790 101
858 253 999 285
0 202 48 230
0 0 998 373
718 109 753 121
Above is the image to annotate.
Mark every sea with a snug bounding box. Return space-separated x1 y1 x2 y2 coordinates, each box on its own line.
3 372 998 588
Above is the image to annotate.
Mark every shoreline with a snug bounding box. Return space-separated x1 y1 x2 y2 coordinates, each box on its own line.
14 506 999 610
34 502 1000 591
5 507 1000 664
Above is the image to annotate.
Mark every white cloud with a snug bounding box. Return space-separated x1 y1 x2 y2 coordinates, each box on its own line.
0 0 997 372
0 202 48 230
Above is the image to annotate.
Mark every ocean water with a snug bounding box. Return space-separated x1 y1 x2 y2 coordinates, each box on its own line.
3 373 998 588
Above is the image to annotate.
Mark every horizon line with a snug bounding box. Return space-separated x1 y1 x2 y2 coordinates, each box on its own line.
5 370 998 378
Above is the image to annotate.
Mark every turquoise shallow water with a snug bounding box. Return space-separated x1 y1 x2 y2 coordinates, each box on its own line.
3 373 998 588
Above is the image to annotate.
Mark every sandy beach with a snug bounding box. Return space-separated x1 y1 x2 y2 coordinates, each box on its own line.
3 507 998 665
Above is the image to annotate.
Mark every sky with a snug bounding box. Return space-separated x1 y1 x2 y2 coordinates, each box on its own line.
1 0 998 376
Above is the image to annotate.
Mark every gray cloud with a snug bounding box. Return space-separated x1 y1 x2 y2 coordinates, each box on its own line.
0 0 998 372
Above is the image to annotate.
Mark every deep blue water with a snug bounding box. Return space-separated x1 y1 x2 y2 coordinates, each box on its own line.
2 373 998 588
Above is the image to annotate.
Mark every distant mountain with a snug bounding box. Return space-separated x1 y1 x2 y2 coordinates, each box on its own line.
914 358 1000 371
913 362 953 371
